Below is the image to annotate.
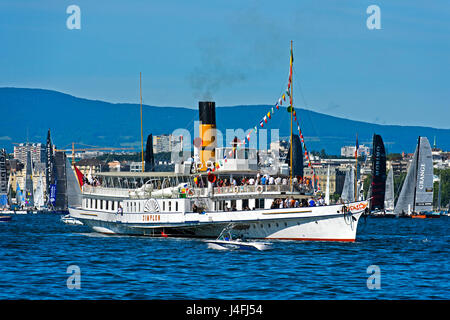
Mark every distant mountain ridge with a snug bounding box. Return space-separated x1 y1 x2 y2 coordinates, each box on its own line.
1 87 449 155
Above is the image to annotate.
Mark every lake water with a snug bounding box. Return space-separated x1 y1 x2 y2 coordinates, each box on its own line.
0 214 448 300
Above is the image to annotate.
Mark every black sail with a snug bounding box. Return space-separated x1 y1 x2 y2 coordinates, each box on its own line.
45 129 54 197
0 149 7 207
285 134 304 177
144 134 155 172
53 151 67 210
370 134 387 210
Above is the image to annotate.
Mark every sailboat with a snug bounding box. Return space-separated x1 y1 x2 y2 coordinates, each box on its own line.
384 169 395 215
341 165 355 203
14 182 27 214
24 151 34 211
368 134 394 217
394 136 435 218
431 174 447 216
370 169 395 218
61 157 84 225
34 174 46 212
0 149 12 220
0 149 8 210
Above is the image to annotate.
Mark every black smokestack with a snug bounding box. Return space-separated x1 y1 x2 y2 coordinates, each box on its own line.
199 101 216 125
145 134 155 172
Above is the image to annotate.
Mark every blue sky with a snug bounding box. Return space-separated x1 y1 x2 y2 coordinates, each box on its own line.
0 0 449 128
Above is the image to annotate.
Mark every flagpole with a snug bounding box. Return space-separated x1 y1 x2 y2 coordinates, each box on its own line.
140 72 144 173
290 40 293 192
355 133 358 201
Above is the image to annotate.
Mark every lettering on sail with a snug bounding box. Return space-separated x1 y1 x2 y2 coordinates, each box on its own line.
374 146 381 176
418 164 425 190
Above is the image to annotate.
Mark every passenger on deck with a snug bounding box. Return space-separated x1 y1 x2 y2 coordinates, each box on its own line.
301 199 308 207
275 177 282 185
318 197 325 206
271 200 278 209
261 175 267 185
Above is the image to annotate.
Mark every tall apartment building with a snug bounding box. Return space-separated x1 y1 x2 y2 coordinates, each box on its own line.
340 144 370 158
152 134 183 153
14 143 46 165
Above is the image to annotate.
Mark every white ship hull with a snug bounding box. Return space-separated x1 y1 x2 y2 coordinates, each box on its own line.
68 201 368 242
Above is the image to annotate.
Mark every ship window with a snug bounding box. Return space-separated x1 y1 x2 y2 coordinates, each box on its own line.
168 201 172 211
242 199 249 210
255 199 264 209
99 200 103 210
163 201 166 211
105 201 109 211
175 201 178 212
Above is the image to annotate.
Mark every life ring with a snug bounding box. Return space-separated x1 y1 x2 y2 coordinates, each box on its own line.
256 185 263 193
187 189 195 196
234 186 239 193
196 162 203 170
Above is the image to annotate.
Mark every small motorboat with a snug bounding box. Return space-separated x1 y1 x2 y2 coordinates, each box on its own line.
61 214 83 225
205 224 271 251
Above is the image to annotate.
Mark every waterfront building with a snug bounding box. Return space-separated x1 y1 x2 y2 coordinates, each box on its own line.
340 144 370 158
130 162 143 172
75 158 107 175
13 143 46 166
152 134 183 154
303 166 337 195
387 160 409 175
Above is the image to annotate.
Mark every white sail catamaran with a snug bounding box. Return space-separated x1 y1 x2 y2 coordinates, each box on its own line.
394 136 436 218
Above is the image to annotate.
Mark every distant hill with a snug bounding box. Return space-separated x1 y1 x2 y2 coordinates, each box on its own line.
1 87 449 155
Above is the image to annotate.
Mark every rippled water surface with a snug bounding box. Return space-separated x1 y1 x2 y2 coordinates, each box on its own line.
0 214 448 299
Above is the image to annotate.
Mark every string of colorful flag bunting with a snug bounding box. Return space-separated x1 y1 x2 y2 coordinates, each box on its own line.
206 47 320 193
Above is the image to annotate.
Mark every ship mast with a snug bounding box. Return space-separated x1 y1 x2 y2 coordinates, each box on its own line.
290 40 293 192
412 136 421 213
355 133 358 201
140 72 144 173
